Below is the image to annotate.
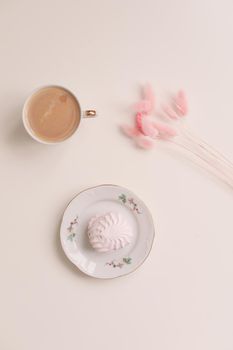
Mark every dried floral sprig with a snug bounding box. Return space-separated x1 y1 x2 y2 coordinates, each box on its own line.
106 257 132 268
67 215 79 232
120 85 233 189
66 216 79 242
118 194 142 214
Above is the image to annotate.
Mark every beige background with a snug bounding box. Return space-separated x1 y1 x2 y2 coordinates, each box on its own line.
0 1 233 349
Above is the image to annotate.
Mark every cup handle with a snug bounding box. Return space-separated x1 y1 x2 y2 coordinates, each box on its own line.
83 110 97 118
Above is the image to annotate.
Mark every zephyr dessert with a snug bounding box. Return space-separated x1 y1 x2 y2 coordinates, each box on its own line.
87 212 133 252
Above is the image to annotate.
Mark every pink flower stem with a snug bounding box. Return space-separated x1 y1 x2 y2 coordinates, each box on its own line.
179 134 233 184
180 126 233 171
169 137 233 189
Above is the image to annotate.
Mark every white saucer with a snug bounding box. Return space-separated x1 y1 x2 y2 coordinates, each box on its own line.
60 185 155 279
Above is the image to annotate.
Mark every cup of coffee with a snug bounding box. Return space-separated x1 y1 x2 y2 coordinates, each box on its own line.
22 85 96 144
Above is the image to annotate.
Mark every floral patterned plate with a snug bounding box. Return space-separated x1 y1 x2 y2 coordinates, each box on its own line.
60 184 155 279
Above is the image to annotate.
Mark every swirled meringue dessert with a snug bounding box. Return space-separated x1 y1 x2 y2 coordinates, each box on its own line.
87 212 133 252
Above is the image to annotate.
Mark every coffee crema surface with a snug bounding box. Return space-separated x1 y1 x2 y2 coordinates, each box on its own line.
25 86 81 142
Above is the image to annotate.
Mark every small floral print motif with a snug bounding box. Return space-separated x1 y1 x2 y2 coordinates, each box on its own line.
119 193 127 204
67 216 78 232
123 257 132 264
67 233 76 242
106 261 124 268
106 257 132 268
128 198 141 214
118 194 142 214
67 215 79 242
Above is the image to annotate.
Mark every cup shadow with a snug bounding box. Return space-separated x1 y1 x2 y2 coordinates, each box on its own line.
6 104 64 158
6 105 35 147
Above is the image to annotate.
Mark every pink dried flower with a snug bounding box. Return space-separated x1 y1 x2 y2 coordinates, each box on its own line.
138 117 159 139
153 121 177 139
174 90 188 116
134 84 155 115
120 124 140 137
162 104 179 120
135 136 154 149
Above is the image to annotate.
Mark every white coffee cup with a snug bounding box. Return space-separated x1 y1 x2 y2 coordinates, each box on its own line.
22 85 96 144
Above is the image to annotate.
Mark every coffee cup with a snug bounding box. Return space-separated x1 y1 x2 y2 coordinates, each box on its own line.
22 85 96 144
